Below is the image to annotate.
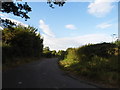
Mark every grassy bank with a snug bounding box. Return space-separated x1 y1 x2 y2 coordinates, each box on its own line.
59 42 119 88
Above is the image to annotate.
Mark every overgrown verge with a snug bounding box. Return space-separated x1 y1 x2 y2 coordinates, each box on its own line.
59 42 119 88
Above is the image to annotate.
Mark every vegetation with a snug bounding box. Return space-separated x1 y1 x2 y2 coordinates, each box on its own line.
57 50 67 60
43 47 57 58
1 2 32 20
1 1 119 87
2 25 43 69
1 0 64 68
59 42 119 88
0 0 66 29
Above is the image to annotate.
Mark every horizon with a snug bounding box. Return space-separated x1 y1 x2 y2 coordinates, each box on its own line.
0 1 118 51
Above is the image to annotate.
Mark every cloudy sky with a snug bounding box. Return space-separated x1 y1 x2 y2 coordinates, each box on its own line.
0 0 118 51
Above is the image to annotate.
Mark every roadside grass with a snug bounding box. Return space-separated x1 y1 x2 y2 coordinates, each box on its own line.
59 43 119 88
59 57 119 88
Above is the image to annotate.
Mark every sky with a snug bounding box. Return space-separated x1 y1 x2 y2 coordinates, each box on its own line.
0 0 119 51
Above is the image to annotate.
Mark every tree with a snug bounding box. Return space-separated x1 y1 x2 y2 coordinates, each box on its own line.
57 50 67 60
0 0 66 28
0 0 66 20
2 25 43 59
43 46 52 58
43 47 50 51
0 2 32 28
51 50 57 57
1 2 32 20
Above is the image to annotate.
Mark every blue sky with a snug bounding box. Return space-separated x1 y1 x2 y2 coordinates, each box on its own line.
0 0 118 51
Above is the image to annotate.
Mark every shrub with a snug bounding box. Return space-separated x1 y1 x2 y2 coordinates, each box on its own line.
59 42 119 87
2 25 43 64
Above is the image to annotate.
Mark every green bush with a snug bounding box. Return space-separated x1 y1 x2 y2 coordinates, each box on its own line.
2 25 43 64
59 42 119 87
57 50 67 60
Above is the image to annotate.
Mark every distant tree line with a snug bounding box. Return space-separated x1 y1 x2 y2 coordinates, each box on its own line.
42 46 67 58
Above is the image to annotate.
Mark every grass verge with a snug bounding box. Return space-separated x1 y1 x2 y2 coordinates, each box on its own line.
58 59 119 88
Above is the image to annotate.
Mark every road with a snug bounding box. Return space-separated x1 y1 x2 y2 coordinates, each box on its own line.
3 58 100 88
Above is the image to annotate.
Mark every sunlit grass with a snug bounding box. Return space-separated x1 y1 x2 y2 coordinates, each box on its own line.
59 43 119 88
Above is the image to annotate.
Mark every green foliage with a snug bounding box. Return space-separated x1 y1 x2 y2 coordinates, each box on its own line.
43 47 52 58
2 25 43 64
0 2 32 29
57 50 67 60
66 48 79 61
114 40 120 49
51 50 57 57
77 42 117 60
59 59 79 68
43 47 57 58
59 42 119 87
1 2 31 20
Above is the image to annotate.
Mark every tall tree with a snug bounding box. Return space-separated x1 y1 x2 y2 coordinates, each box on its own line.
0 0 66 28
2 25 43 59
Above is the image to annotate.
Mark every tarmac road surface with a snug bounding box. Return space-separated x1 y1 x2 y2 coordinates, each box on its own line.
3 58 100 88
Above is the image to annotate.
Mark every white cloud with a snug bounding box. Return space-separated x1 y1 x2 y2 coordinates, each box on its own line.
96 22 112 29
65 24 77 30
39 20 112 51
0 13 9 18
42 33 112 51
39 20 55 37
88 0 114 17
0 14 5 17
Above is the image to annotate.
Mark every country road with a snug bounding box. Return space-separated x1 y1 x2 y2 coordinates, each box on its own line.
3 58 101 88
